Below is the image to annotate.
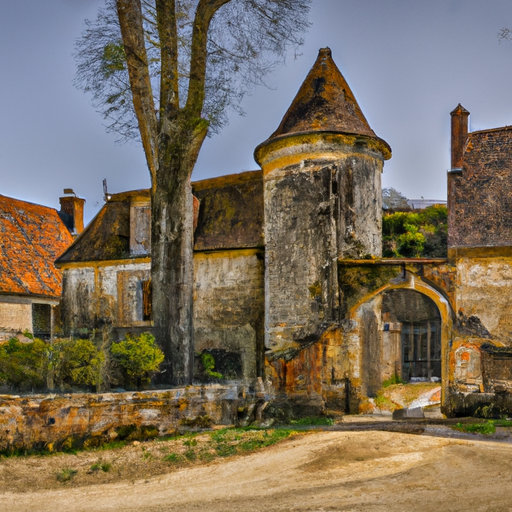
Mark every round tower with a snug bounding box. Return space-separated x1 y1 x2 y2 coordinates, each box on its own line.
254 47 391 357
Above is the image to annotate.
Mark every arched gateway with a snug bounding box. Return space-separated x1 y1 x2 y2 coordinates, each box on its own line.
350 270 453 405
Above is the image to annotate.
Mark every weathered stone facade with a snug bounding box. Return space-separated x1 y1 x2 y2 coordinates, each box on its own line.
53 49 512 420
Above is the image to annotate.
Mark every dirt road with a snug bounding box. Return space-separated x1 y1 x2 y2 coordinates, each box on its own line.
2 429 512 512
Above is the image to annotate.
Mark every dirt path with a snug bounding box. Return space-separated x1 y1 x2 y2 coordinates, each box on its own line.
2 430 512 511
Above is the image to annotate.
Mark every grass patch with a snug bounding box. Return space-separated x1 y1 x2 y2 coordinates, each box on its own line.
374 393 399 412
89 462 112 473
163 453 181 463
382 374 406 387
159 428 297 466
493 419 512 427
453 421 496 435
289 417 335 426
56 468 78 482
95 440 127 451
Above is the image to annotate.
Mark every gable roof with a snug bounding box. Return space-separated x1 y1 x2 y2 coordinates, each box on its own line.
56 170 264 265
56 192 134 264
0 194 73 298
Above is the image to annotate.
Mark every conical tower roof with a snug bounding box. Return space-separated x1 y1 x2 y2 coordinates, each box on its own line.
256 47 390 160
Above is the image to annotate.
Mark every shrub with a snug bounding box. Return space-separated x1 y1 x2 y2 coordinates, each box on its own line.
111 333 164 388
0 337 47 390
50 338 105 391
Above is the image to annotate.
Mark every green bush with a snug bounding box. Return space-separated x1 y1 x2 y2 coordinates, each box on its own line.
50 338 105 391
0 337 47 390
111 333 164 388
0 332 164 393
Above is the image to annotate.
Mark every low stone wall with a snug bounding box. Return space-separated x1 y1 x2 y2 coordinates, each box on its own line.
0 383 269 452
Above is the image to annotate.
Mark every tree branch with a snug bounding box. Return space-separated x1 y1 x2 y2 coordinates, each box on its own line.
156 0 179 122
116 0 159 179
185 0 232 119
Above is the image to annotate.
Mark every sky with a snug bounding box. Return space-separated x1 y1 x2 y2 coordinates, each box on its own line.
1 1 512 223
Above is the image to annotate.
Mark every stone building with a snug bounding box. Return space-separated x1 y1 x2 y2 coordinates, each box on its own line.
0 191 82 340
56 48 512 417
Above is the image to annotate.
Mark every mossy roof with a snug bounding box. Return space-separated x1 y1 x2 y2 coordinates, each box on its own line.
56 171 264 264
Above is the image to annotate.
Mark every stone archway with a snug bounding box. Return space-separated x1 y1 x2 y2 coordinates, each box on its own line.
382 289 442 382
349 272 453 404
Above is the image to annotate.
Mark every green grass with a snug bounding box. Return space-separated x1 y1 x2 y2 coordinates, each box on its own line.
56 468 78 482
163 453 181 462
289 417 335 426
453 421 496 435
2 427 300 467
90 462 112 473
495 419 512 427
96 440 127 451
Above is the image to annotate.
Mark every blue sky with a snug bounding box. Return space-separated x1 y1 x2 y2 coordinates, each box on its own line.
1 0 512 222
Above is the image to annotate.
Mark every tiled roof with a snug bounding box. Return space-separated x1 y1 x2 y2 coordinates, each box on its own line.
56 170 264 264
0 194 73 297
56 197 132 264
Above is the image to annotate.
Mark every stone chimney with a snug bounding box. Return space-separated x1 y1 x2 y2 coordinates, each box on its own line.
59 189 85 235
450 104 470 170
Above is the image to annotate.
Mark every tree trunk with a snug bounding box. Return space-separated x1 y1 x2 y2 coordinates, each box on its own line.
151 122 206 385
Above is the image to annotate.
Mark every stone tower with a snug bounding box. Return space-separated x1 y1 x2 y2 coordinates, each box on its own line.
254 48 391 358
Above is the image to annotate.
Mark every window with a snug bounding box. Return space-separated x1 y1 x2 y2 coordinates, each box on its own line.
32 303 51 339
142 279 152 321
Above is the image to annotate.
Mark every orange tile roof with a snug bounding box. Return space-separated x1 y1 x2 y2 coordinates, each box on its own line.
0 194 73 298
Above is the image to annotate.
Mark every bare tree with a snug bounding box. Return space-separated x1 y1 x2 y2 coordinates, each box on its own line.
498 27 512 43
75 0 311 385
382 187 409 210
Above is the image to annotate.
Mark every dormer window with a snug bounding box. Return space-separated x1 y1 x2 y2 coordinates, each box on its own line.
130 202 151 255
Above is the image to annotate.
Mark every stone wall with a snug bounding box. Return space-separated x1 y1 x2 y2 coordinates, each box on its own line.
455 256 512 340
193 250 265 380
0 384 269 452
0 301 31 338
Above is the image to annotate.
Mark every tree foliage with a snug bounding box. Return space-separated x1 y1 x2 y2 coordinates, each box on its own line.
498 27 512 44
74 0 311 142
382 187 409 210
382 205 447 258
75 0 311 385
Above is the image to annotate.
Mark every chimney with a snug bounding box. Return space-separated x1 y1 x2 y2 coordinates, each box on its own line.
59 189 86 235
450 104 470 170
